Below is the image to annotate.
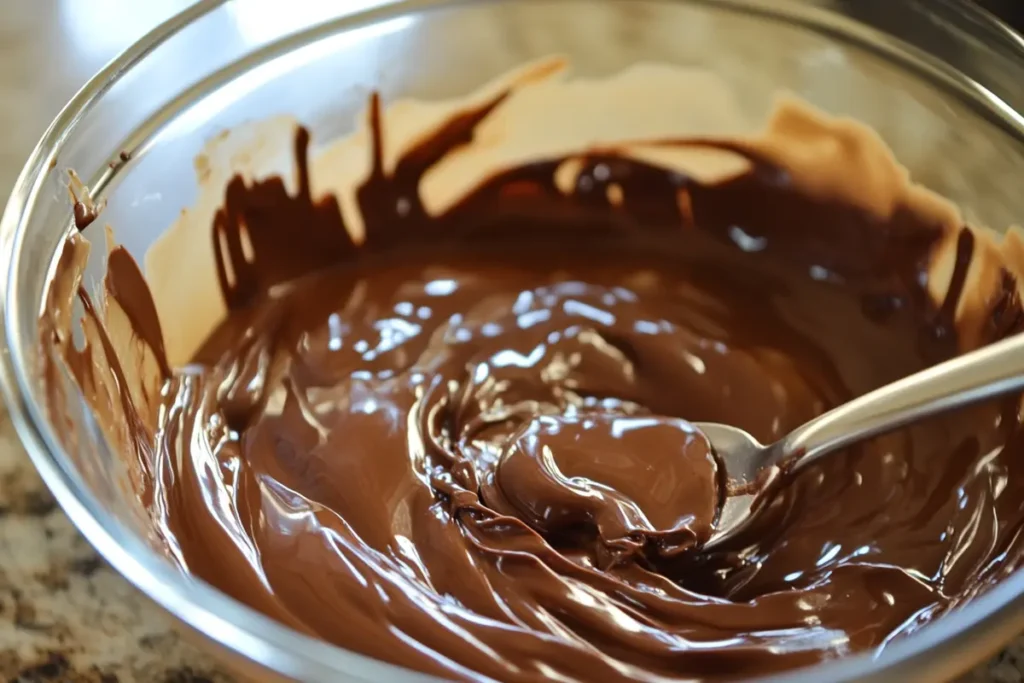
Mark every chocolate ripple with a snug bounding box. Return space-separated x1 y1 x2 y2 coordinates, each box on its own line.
40 62 1024 681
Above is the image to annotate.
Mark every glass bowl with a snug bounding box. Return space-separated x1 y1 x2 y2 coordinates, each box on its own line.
3 0 1024 680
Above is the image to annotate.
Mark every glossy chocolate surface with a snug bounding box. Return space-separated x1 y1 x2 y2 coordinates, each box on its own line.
41 66 1024 681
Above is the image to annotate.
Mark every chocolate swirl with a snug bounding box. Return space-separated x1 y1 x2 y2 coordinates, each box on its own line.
41 61 1024 681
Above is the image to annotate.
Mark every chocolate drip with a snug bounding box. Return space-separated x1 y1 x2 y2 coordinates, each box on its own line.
72 202 99 231
106 247 171 377
212 127 352 309
938 228 976 335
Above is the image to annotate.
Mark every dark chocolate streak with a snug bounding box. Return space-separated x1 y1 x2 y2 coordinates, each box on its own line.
69 91 1024 681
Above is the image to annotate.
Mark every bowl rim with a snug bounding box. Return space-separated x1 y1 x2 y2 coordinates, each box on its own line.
4 0 1024 681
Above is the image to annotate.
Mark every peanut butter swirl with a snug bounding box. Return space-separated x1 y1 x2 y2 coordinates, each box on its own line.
40 60 1024 681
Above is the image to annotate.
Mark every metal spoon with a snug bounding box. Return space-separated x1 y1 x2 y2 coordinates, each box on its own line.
698 331 1024 552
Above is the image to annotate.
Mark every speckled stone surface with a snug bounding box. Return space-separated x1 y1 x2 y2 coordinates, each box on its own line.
0 4 232 681
0 2 1021 682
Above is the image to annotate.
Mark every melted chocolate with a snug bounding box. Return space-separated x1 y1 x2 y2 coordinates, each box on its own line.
42 74 1024 681
67 170 103 231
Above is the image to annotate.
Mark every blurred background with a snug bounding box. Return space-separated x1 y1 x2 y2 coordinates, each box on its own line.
1 0 1021 206
0 1 1022 681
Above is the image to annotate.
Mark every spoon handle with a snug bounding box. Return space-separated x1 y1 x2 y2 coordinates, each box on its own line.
773 332 1024 472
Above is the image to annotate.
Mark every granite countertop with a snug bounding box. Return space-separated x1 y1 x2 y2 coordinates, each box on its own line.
0 1 1022 682
0 4 232 681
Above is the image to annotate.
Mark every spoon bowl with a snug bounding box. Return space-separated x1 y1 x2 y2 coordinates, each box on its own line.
698 331 1024 551
694 423 772 550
